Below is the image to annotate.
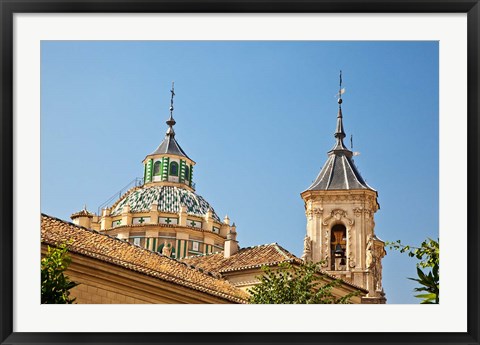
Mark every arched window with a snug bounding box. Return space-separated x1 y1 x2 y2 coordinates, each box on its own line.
184 166 190 181
169 161 179 176
330 224 347 271
153 161 162 176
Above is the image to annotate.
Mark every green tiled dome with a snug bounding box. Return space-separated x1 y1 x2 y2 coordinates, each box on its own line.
110 185 220 221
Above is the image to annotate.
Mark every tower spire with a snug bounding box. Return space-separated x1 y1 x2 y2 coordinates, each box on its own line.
166 81 176 137
331 71 348 152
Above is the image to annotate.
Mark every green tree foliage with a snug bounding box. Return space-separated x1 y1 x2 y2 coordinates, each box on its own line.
41 244 78 304
248 262 360 304
387 238 439 304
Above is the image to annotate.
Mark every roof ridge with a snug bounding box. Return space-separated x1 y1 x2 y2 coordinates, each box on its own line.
183 251 219 259
238 242 278 251
271 242 299 259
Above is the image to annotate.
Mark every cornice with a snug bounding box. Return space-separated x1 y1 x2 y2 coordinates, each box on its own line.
102 223 226 240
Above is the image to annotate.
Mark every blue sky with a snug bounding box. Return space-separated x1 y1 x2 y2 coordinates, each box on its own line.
41 41 439 304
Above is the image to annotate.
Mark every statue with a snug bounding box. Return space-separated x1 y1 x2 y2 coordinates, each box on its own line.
162 241 172 257
374 245 386 291
365 235 374 269
366 235 387 292
301 235 312 263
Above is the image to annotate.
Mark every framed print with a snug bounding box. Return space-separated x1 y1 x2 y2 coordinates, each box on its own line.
1 1 479 345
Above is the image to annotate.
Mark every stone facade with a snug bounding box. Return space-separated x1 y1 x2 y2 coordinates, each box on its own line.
63 252 239 304
300 190 386 302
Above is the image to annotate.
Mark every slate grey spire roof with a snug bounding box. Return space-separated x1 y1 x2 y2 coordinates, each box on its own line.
150 83 191 159
306 89 374 192
151 133 190 159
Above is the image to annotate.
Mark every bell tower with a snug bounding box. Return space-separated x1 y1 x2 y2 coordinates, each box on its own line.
300 72 386 303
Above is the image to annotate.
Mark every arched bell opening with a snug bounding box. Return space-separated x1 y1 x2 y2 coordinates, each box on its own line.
330 224 347 271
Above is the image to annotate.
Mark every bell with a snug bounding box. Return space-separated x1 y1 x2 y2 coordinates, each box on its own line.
334 244 344 257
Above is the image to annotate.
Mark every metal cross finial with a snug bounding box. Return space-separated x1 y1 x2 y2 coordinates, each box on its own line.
166 81 176 136
170 81 175 114
337 70 345 107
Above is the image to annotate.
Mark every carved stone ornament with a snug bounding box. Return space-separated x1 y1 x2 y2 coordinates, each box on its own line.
321 255 329 268
313 207 323 217
347 227 353 262
324 229 330 258
348 256 356 268
365 236 374 269
301 235 313 263
353 208 363 217
306 209 314 220
364 209 372 218
322 209 354 226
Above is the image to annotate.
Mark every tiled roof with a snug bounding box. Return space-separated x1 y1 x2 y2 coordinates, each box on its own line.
182 243 368 293
305 105 375 192
41 214 247 303
70 208 94 219
150 134 191 159
109 185 220 221
181 243 302 273
306 153 374 191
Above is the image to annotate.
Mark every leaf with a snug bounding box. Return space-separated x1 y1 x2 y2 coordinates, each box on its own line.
414 293 436 299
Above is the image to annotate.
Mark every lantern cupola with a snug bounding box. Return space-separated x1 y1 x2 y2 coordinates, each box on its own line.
142 82 195 190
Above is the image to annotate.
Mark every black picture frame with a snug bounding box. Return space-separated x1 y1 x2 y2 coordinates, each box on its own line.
1 1 478 344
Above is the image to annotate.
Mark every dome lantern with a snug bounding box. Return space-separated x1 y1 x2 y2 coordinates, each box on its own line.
143 83 195 190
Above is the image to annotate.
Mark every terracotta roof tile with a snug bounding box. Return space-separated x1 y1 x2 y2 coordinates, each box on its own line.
41 214 248 303
181 243 302 273
70 209 94 219
182 243 368 293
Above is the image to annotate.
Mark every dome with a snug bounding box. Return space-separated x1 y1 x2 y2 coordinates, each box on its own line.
110 185 220 221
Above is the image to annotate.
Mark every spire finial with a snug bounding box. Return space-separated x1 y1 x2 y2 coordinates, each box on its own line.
166 81 176 136
170 81 175 114
337 70 344 107
329 71 350 155
334 71 346 139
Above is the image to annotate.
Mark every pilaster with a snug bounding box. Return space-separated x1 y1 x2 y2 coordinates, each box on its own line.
149 201 160 224
121 205 132 227
179 205 187 227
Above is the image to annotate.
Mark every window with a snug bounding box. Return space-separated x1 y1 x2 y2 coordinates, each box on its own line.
184 166 190 181
169 161 179 176
153 161 162 176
